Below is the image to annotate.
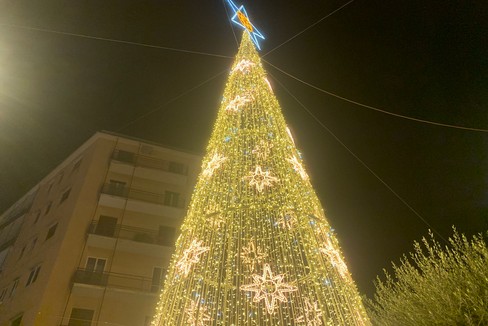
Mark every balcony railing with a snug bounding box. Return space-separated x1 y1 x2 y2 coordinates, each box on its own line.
101 184 185 208
112 150 188 176
73 268 165 293
88 220 175 247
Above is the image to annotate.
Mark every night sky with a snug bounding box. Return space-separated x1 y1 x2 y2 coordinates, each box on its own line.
1 1 487 297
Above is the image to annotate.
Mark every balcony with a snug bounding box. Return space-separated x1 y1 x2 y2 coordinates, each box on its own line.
87 220 175 247
112 150 188 176
101 184 185 209
73 268 165 293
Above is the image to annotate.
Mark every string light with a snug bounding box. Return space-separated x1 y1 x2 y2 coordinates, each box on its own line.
287 155 309 181
202 153 227 178
185 299 212 326
152 32 371 326
232 59 255 73
297 298 324 325
240 263 298 314
175 239 210 277
243 165 280 193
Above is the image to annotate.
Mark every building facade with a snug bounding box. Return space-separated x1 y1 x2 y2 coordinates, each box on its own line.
0 132 201 326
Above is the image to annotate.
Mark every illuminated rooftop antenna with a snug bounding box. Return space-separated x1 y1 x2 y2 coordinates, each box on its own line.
226 0 265 50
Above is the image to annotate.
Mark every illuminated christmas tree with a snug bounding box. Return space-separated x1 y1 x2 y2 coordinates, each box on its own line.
152 9 370 325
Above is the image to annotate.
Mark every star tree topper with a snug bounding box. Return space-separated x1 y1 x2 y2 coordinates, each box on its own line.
226 0 265 50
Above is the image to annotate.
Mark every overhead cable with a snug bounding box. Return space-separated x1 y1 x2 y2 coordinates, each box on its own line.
265 60 488 133
268 71 448 243
0 24 233 59
117 70 227 131
263 0 356 57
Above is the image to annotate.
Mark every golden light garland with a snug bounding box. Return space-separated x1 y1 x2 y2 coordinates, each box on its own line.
240 263 298 314
151 32 371 326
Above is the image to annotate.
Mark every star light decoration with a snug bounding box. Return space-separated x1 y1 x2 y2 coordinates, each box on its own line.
244 166 279 193
296 298 324 326
226 0 265 50
202 153 227 178
319 238 349 279
232 59 255 74
241 238 267 272
186 299 212 326
176 239 210 277
264 77 273 91
205 208 224 228
252 140 274 161
287 155 309 181
240 263 298 314
276 210 297 230
225 94 253 113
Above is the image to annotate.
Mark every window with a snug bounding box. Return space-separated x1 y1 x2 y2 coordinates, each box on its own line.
164 191 180 207
95 216 117 237
47 183 54 194
33 211 41 224
86 257 106 273
158 226 175 246
60 188 71 204
72 159 82 174
108 180 127 196
68 308 94 326
46 223 58 240
113 150 135 163
10 314 22 326
168 161 186 175
0 288 7 301
9 278 19 298
26 265 41 286
44 202 52 215
151 267 164 292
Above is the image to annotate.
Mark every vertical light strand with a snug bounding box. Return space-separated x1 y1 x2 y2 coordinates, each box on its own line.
152 31 371 326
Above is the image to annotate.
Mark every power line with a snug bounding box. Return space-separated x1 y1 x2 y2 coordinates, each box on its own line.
268 71 449 243
0 24 233 59
265 60 488 133
263 0 356 57
117 70 227 132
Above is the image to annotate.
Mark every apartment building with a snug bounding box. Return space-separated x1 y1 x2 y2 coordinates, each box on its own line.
0 131 201 326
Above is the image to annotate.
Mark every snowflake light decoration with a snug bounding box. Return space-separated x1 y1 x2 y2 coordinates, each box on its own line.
264 77 273 91
241 238 267 272
186 299 212 326
240 263 298 314
287 155 309 181
232 59 255 74
202 153 227 178
296 298 324 325
243 166 279 193
225 94 252 113
286 126 297 146
176 239 210 277
252 140 273 161
276 210 297 230
319 239 349 279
